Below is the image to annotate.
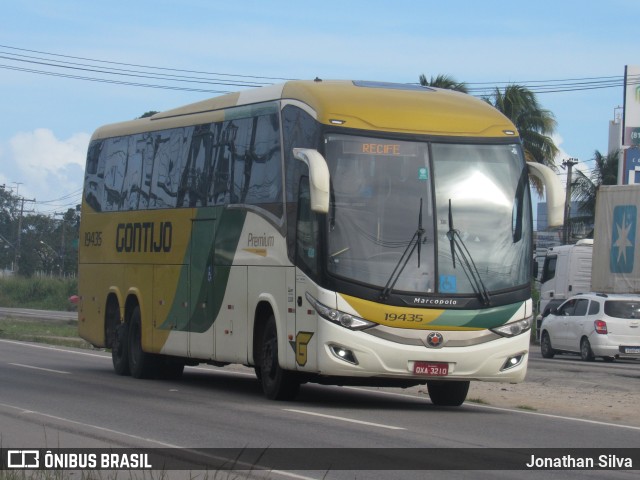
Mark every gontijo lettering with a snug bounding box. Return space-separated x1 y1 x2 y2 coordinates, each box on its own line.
116 222 172 253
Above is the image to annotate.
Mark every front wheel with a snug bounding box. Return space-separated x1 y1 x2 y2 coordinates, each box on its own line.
260 315 299 400
427 380 470 406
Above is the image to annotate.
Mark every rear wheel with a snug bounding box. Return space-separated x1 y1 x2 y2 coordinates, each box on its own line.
580 337 595 362
540 331 556 359
112 322 130 376
128 306 157 378
260 315 299 400
427 380 470 406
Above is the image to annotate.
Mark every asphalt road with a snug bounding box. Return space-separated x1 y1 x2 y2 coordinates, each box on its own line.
1 337 638 479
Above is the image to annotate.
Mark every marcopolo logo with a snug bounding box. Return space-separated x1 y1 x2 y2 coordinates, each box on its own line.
610 205 637 274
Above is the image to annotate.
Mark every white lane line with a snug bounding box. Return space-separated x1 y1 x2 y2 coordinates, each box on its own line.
283 408 406 430
341 386 640 432
0 339 109 359
0 401 181 448
467 402 640 431
0 401 320 480
7 339 637 432
9 363 70 374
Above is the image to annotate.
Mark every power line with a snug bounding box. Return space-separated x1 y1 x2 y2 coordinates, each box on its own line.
0 44 294 82
1 43 638 96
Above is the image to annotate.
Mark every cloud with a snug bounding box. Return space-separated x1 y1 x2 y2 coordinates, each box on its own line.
2 129 89 206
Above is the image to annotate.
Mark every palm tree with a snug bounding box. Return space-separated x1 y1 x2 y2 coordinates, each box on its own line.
571 149 619 221
419 74 468 93
484 85 558 169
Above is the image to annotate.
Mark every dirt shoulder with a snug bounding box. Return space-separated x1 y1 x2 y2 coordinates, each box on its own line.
448 351 640 428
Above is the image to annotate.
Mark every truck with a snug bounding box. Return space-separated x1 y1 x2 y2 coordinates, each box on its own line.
538 239 594 317
591 185 640 294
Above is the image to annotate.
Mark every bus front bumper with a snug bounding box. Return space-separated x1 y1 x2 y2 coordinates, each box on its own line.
314 320 529 383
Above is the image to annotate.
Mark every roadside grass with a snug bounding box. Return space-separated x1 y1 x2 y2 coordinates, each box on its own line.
0 317 90 349
0 276 77 311
517 405 537 411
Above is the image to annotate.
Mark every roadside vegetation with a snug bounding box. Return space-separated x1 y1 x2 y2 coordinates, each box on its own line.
0 275 86 347
0 276 77 311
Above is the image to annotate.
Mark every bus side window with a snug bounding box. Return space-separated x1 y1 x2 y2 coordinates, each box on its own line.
296 177 320 277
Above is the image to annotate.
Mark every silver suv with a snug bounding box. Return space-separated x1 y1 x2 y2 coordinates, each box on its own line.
539 292 640 361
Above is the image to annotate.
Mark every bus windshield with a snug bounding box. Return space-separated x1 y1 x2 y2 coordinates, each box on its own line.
325 134 531 296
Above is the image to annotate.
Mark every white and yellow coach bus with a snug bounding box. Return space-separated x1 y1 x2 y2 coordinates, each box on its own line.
78 80 563 406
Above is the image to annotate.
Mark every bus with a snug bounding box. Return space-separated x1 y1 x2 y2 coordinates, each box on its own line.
78 79 563 406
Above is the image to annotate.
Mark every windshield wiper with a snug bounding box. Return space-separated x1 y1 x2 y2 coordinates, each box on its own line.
379 199 425 301
447 199 491 306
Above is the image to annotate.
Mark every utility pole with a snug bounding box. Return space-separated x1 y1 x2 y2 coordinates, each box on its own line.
54 212 66 276
13 195 36 273
562 158 578 244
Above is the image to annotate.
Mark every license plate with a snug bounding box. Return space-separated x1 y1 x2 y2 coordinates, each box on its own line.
413 361 449 376
622 346 640 354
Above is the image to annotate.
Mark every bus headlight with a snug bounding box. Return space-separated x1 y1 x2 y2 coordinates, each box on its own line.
305 292 375 331
490 316 532 338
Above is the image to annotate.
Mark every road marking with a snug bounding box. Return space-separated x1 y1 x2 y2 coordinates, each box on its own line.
341 386 640 432
0 401 181 447
284 408 405 430
9 363 70 374
0 339 109 359
0 401 320 480
467 403 640 431
4 339 639 432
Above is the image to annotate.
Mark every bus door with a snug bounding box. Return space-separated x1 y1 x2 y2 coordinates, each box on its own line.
293 178 320 372
188 217 216 358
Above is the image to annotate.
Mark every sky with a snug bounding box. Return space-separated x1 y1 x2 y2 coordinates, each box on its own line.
0 0 638 218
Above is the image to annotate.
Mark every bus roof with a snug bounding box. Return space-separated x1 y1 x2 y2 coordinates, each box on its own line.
91 80 518 141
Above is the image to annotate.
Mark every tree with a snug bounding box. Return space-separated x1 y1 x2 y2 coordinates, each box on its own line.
419 74 468 93
571 150 619 222
484 85 558 168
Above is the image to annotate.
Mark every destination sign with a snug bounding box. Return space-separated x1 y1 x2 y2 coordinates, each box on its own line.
343 141 418 157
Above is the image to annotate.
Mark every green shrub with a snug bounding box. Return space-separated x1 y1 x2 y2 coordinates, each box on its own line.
0 276 78 311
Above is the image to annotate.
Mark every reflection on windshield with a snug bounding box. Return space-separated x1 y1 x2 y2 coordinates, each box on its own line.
434 143 531 294
324 135 531 296
326 135 435 293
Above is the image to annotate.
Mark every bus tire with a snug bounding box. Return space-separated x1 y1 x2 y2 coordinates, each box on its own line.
260 315 299 400
112 321 130 376
427 380 470 406
128 306 157 379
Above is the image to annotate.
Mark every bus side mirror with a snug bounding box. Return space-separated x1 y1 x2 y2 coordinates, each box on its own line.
527 162 565 227
293 148 330 213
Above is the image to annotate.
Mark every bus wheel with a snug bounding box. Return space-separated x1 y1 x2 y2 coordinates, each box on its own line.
260 315 299 400
112 322 130 376
128 306 157 379
427 380 470 407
